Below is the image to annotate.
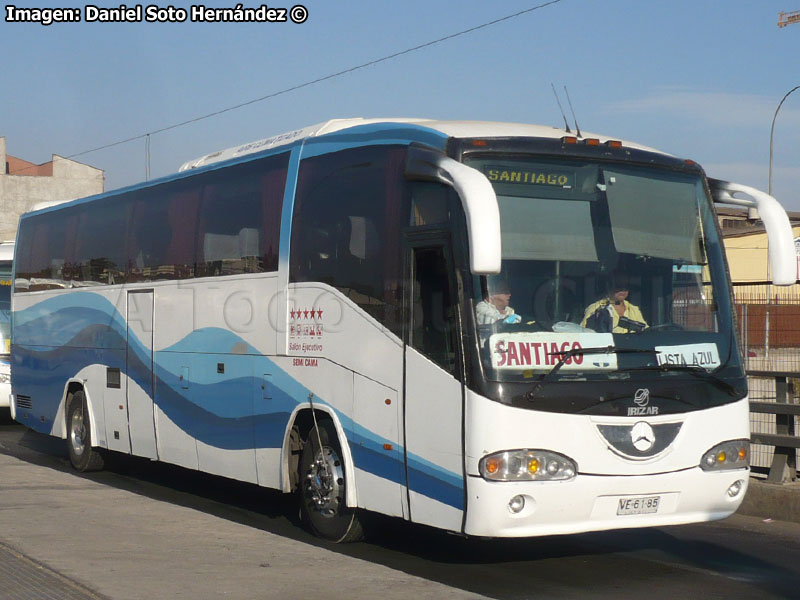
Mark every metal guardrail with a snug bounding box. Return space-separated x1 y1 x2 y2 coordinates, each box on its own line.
748 370 799 483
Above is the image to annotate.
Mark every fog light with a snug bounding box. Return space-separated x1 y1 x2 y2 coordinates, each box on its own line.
727 480 744 498
508 495 526 514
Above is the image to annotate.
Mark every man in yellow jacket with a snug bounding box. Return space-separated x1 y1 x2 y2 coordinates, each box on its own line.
581 275 647 334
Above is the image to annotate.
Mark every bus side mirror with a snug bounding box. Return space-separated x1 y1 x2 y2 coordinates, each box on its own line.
405 145 502 275
709 179 796 286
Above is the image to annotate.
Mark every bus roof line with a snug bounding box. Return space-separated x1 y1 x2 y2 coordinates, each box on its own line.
21 119 670 221
178 118 667 172
178 119 450 171
21 121 451 220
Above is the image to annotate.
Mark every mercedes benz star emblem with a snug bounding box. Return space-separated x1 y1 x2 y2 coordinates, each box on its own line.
631 421 656 452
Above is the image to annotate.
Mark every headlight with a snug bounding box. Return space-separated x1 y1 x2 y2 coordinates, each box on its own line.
479 450 577 481
700 440 749 471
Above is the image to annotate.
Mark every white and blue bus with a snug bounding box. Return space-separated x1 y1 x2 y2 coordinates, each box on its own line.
0 241 13 407
10 119 796 541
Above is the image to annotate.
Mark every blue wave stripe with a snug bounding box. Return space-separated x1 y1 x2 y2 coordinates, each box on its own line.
12 293 464 509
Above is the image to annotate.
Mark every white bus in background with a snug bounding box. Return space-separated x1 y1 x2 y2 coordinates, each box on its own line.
0 241 13 407
9 119 796 541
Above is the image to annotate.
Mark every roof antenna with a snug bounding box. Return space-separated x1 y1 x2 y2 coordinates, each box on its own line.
551 83 571 134
563 86 582 138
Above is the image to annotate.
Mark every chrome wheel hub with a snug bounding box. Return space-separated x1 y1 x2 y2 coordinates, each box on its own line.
70 414 86 456
305 446 344 518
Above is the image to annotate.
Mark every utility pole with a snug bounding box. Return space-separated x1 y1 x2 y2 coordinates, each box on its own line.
769 86 800 195
778 11 800 27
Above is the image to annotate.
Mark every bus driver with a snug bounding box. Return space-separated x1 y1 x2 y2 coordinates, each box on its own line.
581 273 647 334
476 278 522 325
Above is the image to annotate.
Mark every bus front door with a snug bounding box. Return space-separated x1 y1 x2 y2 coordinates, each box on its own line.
126 290 158 459
404 240 465 532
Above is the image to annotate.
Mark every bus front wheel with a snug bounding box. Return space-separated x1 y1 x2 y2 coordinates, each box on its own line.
66 390 105 472
299 419 364 542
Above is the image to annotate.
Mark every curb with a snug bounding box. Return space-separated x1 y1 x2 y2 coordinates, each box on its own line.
737 477 800 524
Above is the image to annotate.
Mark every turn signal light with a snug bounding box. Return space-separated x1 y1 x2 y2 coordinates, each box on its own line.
480 449 577 481
485 457 501 474
701 440 749 471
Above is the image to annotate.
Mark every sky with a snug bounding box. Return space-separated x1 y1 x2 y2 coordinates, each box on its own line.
2 0 800 208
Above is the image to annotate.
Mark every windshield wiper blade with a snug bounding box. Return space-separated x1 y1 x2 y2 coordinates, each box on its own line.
620 364 740 396
527 346 657 400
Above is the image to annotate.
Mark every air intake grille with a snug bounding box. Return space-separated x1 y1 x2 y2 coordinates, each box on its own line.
15 395 32 409
596 422 683 459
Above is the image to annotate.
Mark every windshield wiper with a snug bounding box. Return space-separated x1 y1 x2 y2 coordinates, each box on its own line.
619 364 740 396
527 346 657 400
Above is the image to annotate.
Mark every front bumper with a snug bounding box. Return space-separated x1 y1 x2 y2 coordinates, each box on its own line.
464 467 748 537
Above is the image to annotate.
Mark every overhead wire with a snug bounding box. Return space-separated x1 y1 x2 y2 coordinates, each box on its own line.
7 0 564 176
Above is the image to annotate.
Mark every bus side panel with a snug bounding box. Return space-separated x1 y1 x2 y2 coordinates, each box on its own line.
11 289 127 448
254 355 305 489
404 348 465 532
352 373 404 517
153 276 279 359
287 283 407 515
193 352 257 484
152 350 199 470
267 356 357 498
287 283 403 392
151 277 280 473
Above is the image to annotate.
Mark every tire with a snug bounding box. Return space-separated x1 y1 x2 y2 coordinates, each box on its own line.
299 418 364 542
66 390 104 472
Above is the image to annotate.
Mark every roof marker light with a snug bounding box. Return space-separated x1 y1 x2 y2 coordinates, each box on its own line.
585 138 600 146
561 136 578 145
606 140 623 148
472 140 488 147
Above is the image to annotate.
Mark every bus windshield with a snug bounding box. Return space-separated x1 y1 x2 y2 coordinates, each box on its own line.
464 156 738 384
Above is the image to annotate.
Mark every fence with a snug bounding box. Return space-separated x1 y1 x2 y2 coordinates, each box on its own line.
747 371 799 482
734 282 800 480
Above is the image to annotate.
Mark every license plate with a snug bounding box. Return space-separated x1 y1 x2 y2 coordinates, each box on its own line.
617 495 661 516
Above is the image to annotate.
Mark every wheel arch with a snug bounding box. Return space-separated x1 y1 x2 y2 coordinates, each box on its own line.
281 404 358 508
59 379 101 448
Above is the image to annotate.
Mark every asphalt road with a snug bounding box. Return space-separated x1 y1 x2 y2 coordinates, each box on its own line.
2 409 800 600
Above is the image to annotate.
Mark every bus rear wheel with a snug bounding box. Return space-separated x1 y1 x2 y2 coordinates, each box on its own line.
300 419 364 542
66 390 104 472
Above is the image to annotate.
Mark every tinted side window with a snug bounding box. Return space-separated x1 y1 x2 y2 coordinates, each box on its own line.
129 184 200 282
290 146 406 334
15 152 288 290
195 153 288 278
73 198 129 285
16 209 79 291
410 246 458 375
410 182 451 227
13 219 33 290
